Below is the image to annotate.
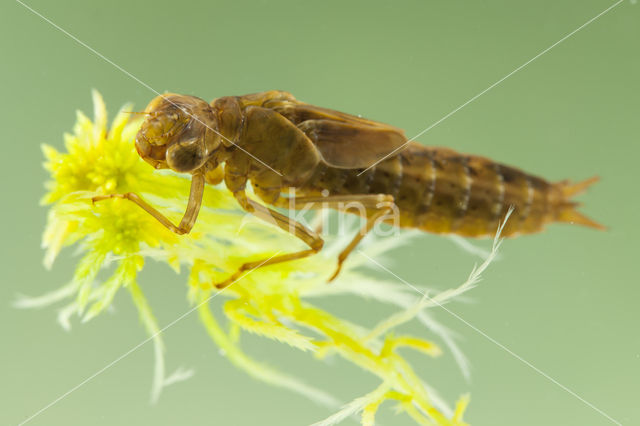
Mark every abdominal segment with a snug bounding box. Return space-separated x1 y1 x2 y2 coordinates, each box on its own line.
300 142 600 238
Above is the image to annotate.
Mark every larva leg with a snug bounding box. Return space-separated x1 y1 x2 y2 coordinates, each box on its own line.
328 196 395 282
276 194 396 282
92 173 205 235
212 191 324 289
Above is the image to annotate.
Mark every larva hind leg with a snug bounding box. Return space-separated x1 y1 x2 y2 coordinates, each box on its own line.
275 194 396 282
328 196 395 282
91 173 205 235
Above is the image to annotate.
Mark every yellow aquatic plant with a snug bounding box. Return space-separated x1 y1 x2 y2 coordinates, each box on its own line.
21 90 507 425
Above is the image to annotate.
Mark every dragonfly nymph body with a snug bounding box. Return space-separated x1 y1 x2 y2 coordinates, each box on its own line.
94 91 603 286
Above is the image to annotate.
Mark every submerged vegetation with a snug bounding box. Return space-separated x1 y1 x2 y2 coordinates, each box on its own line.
20 91 507 425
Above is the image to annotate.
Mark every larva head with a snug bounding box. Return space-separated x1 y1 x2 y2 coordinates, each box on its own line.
135 94 221 173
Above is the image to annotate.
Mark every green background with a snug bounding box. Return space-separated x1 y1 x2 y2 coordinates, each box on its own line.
1 1 638 425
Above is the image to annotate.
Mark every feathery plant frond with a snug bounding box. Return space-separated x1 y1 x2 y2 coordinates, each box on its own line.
21 90 508 424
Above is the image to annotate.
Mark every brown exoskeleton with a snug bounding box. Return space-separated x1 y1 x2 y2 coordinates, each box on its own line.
93 91 604 288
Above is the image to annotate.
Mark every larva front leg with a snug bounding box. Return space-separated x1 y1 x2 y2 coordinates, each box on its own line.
92 173 205 235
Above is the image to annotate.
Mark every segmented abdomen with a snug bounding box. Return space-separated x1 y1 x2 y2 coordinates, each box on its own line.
303 142 564 237
395 144 552 236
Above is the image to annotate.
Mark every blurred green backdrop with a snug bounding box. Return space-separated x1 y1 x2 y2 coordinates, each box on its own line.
1 1 638 425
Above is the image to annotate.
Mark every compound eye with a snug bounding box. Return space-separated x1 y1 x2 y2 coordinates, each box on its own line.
166 138 207 172
135 134 151 158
